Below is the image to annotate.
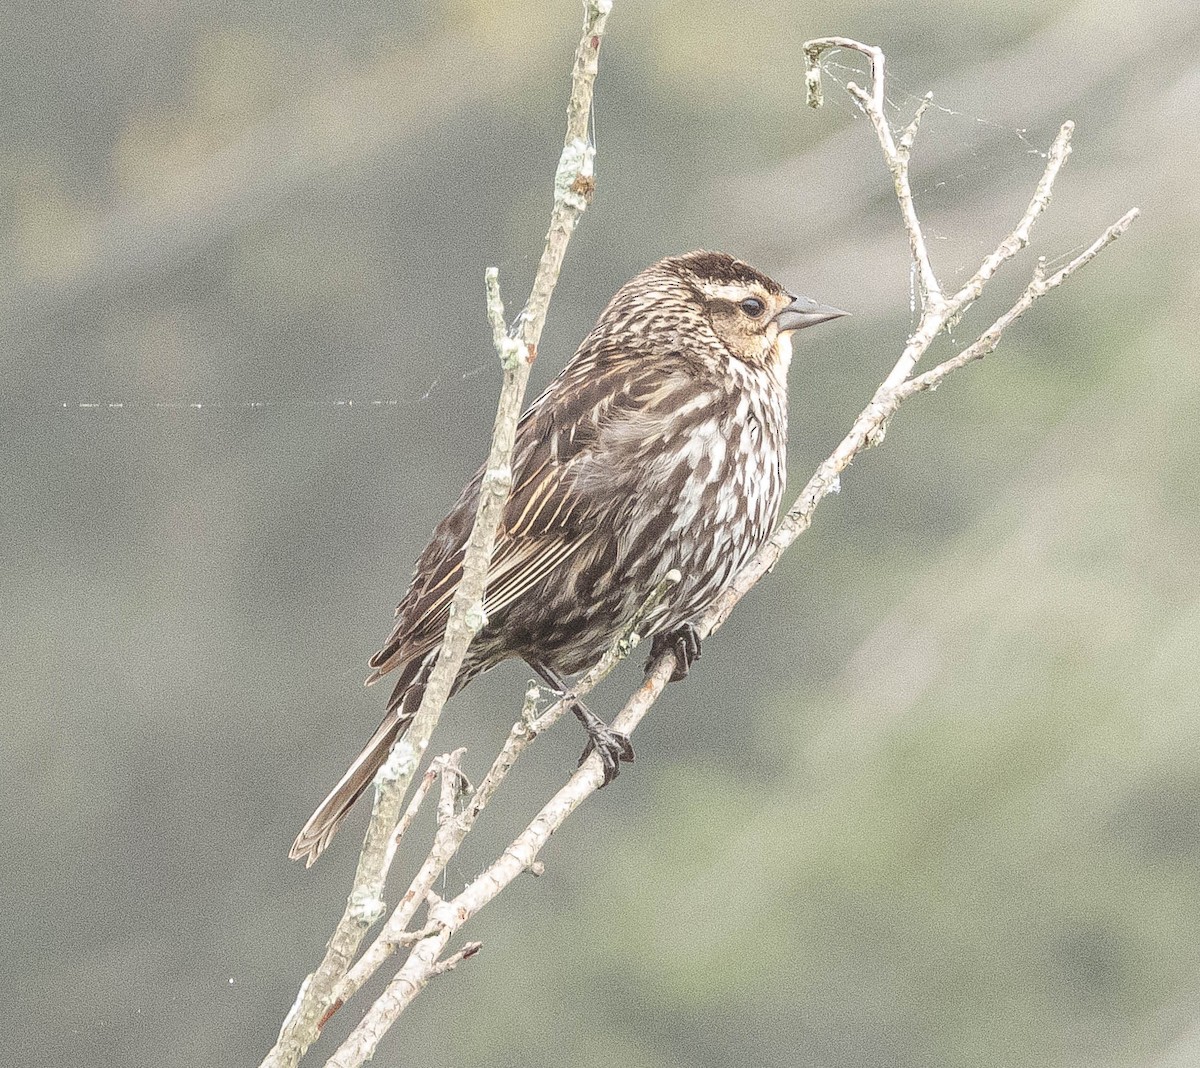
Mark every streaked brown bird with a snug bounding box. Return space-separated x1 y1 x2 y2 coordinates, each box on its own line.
291 251 845 865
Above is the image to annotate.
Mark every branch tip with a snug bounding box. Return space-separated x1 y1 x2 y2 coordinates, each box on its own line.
899 93 932 152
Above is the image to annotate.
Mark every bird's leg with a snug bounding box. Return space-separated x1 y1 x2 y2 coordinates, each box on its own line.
647 622 702 682
529 662 634 786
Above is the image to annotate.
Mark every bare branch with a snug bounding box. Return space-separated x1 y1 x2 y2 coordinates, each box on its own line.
897 208 1141 399
943 121 1075 318
806 37 944 312
804 37 885 112
434 749 470 826
379 764 439 885
898 93 933 154
428 941 484 978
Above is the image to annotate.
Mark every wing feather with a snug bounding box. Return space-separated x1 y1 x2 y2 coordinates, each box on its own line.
366 353 702 686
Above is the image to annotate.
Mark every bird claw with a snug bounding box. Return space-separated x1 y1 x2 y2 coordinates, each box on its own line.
648 622 702 682
579 726 635 786
528 661 634 787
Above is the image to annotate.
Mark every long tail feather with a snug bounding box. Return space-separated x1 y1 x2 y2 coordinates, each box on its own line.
292 646 457 866
289 711 412 867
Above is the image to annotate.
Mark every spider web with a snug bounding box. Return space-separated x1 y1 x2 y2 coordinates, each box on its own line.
18 57 1092 417
810 54 1095 335
21 98 596 422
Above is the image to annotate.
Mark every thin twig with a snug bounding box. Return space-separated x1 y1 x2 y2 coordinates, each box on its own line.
807 37 943 312
379 764 439 890
428 941 484 978
897 208 1140 399
801 40 1104 397
941 121 1075 323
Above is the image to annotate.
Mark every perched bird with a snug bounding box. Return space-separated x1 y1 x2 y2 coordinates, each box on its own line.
290 251 845 865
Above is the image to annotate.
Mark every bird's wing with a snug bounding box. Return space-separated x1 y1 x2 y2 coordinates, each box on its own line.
365 357 700 688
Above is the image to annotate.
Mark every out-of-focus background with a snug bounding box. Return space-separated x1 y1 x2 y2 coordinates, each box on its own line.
3 0 1198 1064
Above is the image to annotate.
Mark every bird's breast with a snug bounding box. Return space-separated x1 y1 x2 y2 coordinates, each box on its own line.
611 378 786 623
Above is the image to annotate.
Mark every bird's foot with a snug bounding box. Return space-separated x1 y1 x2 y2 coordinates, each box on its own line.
528 660 634 786
647 622 702 682
577 718 635 786
569 694 634 785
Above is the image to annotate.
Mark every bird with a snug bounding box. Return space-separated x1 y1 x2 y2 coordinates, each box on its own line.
290 250 846 865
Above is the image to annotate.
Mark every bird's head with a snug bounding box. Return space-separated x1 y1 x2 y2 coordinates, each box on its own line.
663 250 847 374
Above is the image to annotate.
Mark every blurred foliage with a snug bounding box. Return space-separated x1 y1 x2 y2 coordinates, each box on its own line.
2 0 1198 1066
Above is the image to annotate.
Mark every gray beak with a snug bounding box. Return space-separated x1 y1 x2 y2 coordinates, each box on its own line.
773 294 849 333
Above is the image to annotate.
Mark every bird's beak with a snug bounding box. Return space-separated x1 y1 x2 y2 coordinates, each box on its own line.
773 295 849 333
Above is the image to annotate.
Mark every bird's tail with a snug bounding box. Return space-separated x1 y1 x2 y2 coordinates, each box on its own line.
289 657 432 864
288 709 414 867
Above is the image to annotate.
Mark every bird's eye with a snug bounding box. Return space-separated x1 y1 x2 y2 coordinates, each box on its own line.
739 297 765 317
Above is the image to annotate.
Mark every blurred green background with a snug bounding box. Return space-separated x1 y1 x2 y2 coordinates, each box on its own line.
3 0 1198 1064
